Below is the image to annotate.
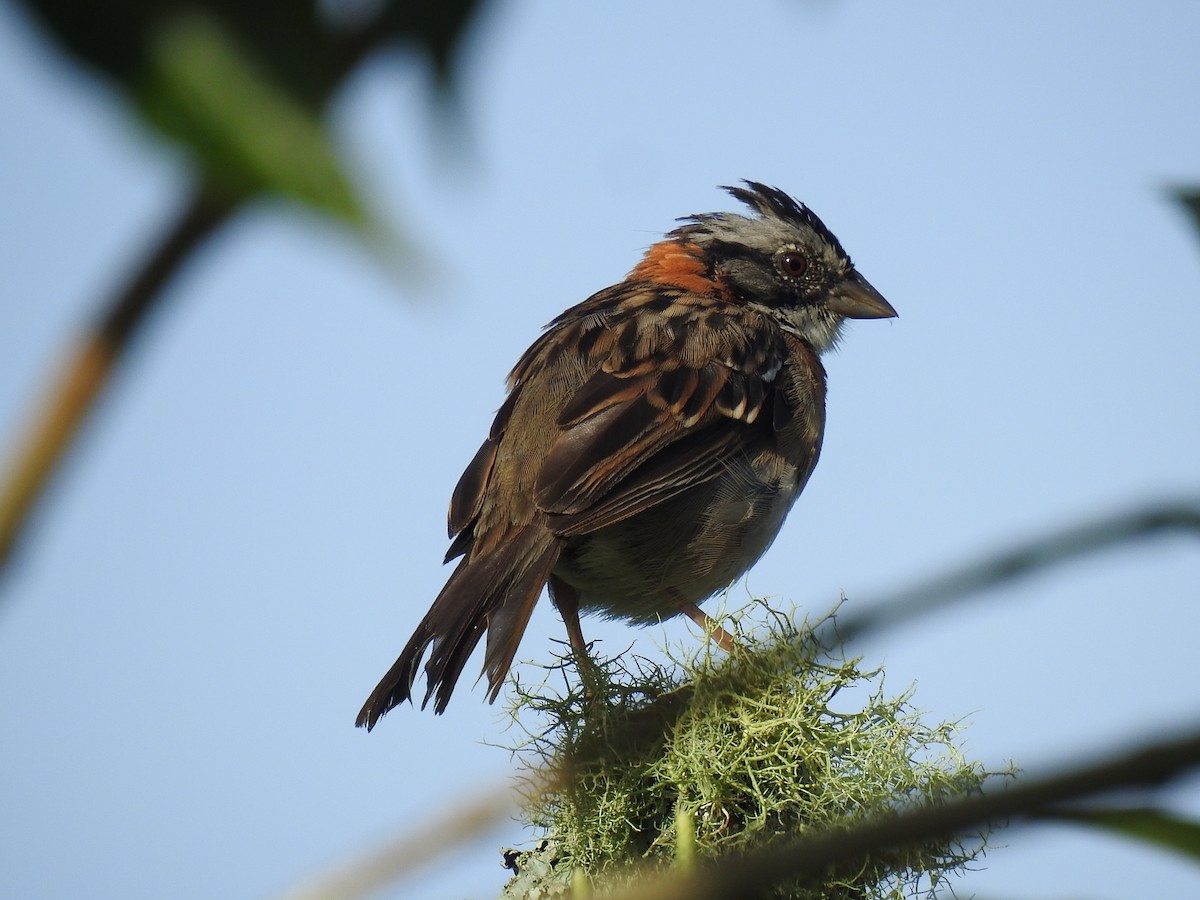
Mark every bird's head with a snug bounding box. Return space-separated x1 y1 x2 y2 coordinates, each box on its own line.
631 181 897 352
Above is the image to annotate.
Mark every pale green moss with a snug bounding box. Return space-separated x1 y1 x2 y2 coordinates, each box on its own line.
503 604 992 899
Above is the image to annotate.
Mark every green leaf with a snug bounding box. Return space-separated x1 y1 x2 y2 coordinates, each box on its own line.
1047 806 1200 864
136 9 367 226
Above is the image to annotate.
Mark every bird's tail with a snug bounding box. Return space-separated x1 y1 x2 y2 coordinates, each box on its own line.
356 528 559 728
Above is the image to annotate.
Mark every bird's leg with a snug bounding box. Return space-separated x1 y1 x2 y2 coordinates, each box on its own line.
550 575 588 659
549 576 600 697
671 598 737 652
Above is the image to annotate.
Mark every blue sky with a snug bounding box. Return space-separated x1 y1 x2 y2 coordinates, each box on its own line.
3 2 1200 897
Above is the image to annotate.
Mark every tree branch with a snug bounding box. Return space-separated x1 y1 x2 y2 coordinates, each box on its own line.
0 187 235 576
828 498 1200 645
0 2 439 581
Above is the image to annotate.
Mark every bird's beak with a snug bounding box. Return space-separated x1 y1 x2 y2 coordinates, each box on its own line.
827 271 897 319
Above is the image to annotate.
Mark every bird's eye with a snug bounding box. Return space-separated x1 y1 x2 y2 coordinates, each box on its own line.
777 250 808 279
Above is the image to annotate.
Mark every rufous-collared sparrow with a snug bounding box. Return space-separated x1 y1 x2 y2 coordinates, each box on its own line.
357 182 896 727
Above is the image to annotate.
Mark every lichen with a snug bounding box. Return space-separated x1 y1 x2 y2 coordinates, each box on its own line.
503 604 992 898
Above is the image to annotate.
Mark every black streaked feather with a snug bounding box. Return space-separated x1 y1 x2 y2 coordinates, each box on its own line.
558 370 647 428
443 523 474 563
548 424 742 537
537 396 661 512
674 364 729 425
653 366 699 414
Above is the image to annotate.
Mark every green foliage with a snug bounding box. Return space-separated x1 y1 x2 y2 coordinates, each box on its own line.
505 605 992 898
136 10 367 221
17 0 487 228
19 0 484 98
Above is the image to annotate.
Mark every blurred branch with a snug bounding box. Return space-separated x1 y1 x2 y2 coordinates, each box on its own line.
826 498 1200 645
602 724 1200 900
1172 187 1200 241
0 187 235 572
277 783 517 900
0 2 487 583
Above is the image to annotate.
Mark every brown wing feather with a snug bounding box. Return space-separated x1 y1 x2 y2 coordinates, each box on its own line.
448 436 498 538
447 383 526 537
536 391 663 512
558 369 654 428
536 358 776 524
548 423 741 536
356 526 559 725
532 289 786 522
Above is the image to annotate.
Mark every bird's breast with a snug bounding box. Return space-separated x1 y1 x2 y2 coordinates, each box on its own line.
553 450 805 624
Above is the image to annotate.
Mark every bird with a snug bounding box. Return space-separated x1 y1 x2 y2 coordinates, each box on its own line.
356 181 896 728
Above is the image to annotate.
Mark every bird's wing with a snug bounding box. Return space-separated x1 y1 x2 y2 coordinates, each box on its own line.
533 292 785 536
